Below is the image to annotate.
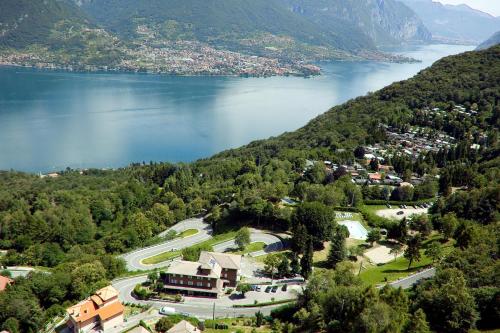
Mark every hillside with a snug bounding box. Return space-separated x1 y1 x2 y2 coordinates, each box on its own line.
76 0 376 52
215 46 500 160
401 0 500 44
477 31 500 50
279 0 431 46
0 0 88 48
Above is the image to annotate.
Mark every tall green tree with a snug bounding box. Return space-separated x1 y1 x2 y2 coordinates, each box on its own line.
235 227 251 250
404 235 422 269
301 240 314 279
327 227 347 268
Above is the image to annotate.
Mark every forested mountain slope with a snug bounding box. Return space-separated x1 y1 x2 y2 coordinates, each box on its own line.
76 0 376 52
217 46 500 159
0 0 88 48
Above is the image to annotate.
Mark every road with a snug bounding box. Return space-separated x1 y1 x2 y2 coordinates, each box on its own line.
121 218 285 271
388 267 436 289
121 218 212 271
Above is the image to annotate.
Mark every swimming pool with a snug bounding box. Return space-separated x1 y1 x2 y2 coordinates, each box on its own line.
338 220 368 240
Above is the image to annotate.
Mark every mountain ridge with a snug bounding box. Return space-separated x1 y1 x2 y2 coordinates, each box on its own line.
401 0 500 44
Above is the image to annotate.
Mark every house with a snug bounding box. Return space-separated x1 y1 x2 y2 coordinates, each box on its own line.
66 286 124 333
368 173 382 184
162 251 242 298
167 320 200 333
0 275 13 292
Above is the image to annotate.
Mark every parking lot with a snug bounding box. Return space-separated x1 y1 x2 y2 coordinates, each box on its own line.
376 206 429 220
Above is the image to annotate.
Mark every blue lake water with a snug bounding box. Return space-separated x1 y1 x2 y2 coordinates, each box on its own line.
0 44 473 172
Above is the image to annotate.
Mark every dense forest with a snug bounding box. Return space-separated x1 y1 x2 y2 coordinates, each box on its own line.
0 46 499 333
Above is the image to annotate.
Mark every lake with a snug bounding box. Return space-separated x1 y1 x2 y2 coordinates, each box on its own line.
0 44 473 172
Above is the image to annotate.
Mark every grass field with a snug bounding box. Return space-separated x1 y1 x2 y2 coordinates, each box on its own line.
360 234 454 285
142 250 181 265
232 242 266 255
178 229 198 238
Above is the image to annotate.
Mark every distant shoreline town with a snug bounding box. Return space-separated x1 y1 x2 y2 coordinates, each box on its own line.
0 40 322 78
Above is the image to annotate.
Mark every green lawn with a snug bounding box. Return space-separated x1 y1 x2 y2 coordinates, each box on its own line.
142 250 181 265
360 234 454 285
231 242 266 255
361 205 387 215
179 229 199 238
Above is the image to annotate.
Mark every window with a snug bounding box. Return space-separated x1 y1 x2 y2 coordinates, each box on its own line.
188 281 194 286
171 279 177 284
207 283 211 288
197 282 203 287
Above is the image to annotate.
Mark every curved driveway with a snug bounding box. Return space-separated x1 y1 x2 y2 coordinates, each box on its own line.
121 218 285 271
121 218 212 271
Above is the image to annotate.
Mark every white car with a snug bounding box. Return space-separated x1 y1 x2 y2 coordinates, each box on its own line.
159 306 176 315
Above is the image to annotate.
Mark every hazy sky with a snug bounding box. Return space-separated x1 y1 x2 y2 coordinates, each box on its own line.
437 0 500 16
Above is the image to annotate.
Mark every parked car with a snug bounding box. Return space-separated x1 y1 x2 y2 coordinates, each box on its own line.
271 286 278 293
255 285 262 292
397 211 404 215
386 204 392 208
265 286 272 293
159 306 176 315
281 284 288 292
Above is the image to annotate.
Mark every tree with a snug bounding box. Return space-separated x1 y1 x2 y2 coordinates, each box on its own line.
414 269 478 333
291 223 308 254
424 241 444 264
155 317 173 333
366 228 381 247
290 253 301 275
237 283 252 297
277 256 291 278
292 202 334 249
404 235 422 269
264 254 281 279
440 213 458 240
410 214 432 236
235 227 251 250
454 221 477 249
406 309 431 333
255 311 264 327
389 243 404 262
147 270 159 285
1 317 20 333
300 240 314 279
354 146 366 159
327 227 347 268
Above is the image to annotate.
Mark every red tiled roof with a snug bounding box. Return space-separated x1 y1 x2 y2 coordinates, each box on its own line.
0 275 13 291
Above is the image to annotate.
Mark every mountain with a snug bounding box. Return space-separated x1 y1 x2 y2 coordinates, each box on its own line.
279 0 431 46
477 31 500 50
0 0 89 48
401 0 500 44
75 0 377 52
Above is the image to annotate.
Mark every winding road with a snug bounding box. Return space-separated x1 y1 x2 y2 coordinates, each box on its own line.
121 218 212 271
121 218 284 271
